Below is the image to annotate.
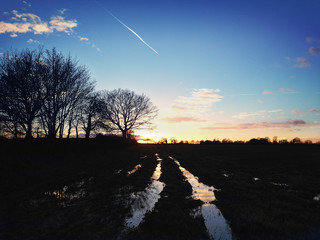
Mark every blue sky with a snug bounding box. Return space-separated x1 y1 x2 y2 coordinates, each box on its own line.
1 0 320 142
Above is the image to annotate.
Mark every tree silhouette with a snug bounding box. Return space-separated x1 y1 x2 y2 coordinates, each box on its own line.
80 92 105 138
100 89 158 139
0 48 45 138
39 48 94 138
0 48 94 138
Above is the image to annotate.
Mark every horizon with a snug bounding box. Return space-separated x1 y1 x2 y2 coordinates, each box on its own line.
1 0 319 142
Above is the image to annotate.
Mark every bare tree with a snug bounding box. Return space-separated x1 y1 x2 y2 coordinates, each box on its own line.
40 48 94 138
100 89 158 139
0 48 45 138
80 92 105 138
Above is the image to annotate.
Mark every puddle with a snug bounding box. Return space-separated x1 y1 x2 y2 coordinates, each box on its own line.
127 164 142 176
223 173 232 178
313 194 320 201
124 153 165 229
253 177 260 181
169 156 233 240
169 156 216 202
37 178 93 207
271 182 289 187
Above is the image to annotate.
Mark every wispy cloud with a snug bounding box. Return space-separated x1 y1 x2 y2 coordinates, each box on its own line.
309 47 320 56
0 10 77 35
27 38 41 44
22 1 31 7
278 88 296 93
262 90 273 95
257 99 263 103
306 37 320 44
57 9 68 15
10 33 18 37
201 119 320 130
79 37 88 41
161 117 207 123
232 109 282 119
293 57 310 68
291 110 302 115
174 88 223 113
49 16 77 33
310 109 320 113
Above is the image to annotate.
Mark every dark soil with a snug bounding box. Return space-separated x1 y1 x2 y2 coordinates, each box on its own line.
0 140 319 239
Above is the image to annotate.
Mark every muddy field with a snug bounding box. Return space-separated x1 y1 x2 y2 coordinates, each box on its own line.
0 140 320 239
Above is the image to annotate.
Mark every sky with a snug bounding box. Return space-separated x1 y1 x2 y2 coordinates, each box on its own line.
1 0 320 142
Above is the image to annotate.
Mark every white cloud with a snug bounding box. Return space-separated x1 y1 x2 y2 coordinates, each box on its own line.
49 16 77 33
79 37 89 41
23 1 31 7
10 33 18 37
173 88 223 113
293 57 310 68
57 9 68 15
27 38 41 44
232 109 283 119
0 10 77 35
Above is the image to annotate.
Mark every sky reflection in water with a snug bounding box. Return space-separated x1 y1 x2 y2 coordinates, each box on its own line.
169 156 233 240
125 154 165 229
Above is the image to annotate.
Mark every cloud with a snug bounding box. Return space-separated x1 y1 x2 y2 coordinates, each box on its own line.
57 9 68 15
232 109 282 119
10 33 18 37
309 47 320 56
49 16 77 33
201 119 320 130
79 37 88 41
171 105 188 111
27 38 41 44
23 1 31 7
284 56 291 61
306 37 320 44
293 57 310 68
310 109 319 113
262 90 273 95
174 88 223 112
291 110 302 115
0 10 77 35
278 88 295 93
161 117 207 123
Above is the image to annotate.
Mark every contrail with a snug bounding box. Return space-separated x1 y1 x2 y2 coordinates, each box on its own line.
95 1 159 55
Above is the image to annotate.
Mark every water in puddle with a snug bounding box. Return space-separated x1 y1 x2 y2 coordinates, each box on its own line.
127 164 142 176
38 178 92 207
125 153 165 229
271 182 289 187
169 156 233 240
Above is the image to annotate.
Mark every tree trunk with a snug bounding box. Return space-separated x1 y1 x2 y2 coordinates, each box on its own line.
25 121 33 139
67 119 72 138
121 130 127 140
85 115 92 139
75 126 79 138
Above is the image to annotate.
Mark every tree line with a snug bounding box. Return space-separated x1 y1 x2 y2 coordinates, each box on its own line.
0 48 157 139
156 137 317 144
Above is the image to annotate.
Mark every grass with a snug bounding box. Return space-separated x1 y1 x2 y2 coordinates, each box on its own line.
0 140 319 239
